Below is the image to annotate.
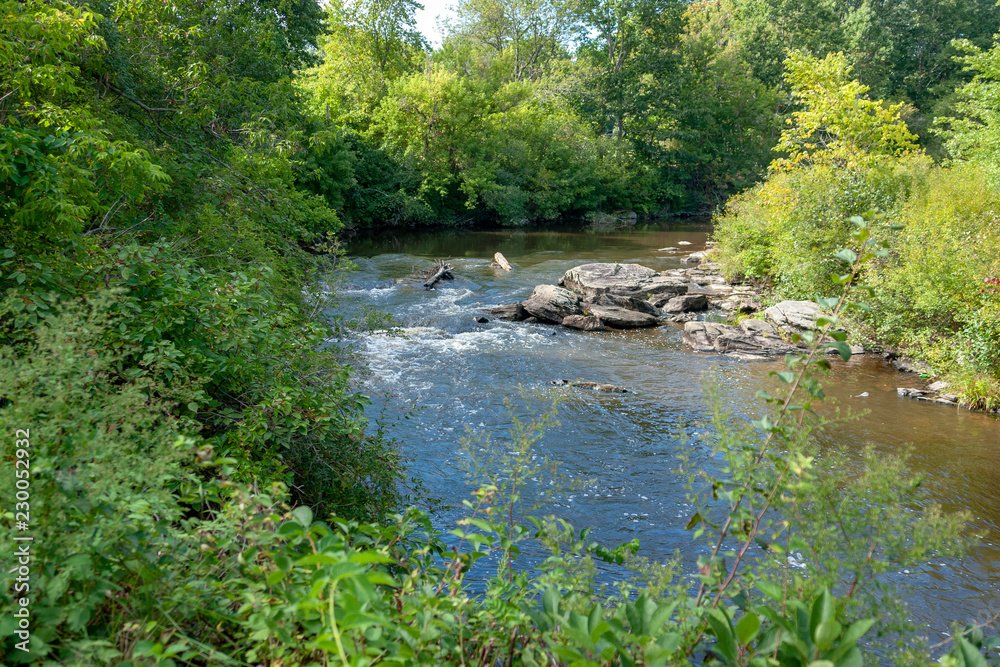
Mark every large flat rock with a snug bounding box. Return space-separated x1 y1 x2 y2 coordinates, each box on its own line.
560 263 687 300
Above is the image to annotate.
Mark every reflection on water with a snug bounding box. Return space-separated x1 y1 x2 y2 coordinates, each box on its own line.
341 220 999 635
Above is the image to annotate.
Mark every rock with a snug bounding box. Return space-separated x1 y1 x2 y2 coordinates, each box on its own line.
586 305 659 328
928 380 949 392
474 316 489 323
658 247 679 251
551 379 628 393
487 303 528 321
661 293 709 313
888 355 932 375
522 285 582 324
682 320 800 357
562 314 606 331
589 292 660 316
739 319 777 336
682 322 736 352
714 331 799 357
897 387 928 398
681 250 710 265
764 300 823 330
560 263 687 300
678 241 692 246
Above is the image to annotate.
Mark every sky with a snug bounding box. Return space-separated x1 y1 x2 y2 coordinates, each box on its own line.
414 0 456 47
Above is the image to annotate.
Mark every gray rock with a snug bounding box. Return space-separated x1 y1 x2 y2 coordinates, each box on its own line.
560 263 687 300
682 322 737 352
590 292 660 315
522 285 582 324
739 319 777 336
683 320 801 357
681 251 710 265
562 314 606 331
764 300 823 330
928 380 949 392
487 303 528 321
474 316 489 323
586 305 659 328
715 332 799 357
661 293 709 313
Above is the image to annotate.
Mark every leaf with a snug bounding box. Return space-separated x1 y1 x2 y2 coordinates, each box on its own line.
543 588 560 616
835 248 858 264
757 581 784 601
814 619 842 650
291 505 313 527
267 570 286 586
685 511 704 530
810 589 835 636
735 611 761 646
707 609 738 664
957 637 990 667
825 340 852 361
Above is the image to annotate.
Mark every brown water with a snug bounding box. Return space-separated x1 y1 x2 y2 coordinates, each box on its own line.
343 220 1000 637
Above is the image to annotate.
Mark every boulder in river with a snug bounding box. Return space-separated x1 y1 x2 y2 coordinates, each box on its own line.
586 305 659 328
486 303 528 321
562 314 606 331
522 284 582 323
764 300 823 330
660 293 709 313
560 263 687 300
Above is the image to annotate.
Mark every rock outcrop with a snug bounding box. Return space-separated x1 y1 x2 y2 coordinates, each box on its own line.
522 285 582 323
682 319 801 358
560 263 687 301
764 300 823 330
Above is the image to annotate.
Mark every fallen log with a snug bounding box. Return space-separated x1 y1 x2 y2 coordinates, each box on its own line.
492 252 513 271
423 260 454 289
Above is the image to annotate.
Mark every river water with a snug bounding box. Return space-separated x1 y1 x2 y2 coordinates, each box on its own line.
341 220 999 637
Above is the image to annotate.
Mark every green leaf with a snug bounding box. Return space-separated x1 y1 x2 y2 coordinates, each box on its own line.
707 609 738 664
810 589 835 635
267 570 286 586
757 581 784 601
835 248 858 264
291 506 313 527
814 619 842 650
735 611 761 646
957 637 990 667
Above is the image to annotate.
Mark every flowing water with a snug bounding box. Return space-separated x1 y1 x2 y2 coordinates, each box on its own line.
341 220 1000 637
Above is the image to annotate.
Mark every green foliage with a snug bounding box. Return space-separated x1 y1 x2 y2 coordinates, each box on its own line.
773 51 918 171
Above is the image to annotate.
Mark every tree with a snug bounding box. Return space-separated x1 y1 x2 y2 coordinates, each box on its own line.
772 51 918 171
446 0 575 82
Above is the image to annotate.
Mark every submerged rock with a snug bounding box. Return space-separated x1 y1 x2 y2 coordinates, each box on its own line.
522 285 582 323
550 379 628 393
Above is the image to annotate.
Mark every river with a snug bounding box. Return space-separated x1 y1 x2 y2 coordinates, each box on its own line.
341 220 999 638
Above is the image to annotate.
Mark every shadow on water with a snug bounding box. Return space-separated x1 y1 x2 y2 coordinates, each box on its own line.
339 220 999 636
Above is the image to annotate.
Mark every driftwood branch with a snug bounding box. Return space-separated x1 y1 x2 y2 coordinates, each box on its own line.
492 252 513 271
423 260 454 289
